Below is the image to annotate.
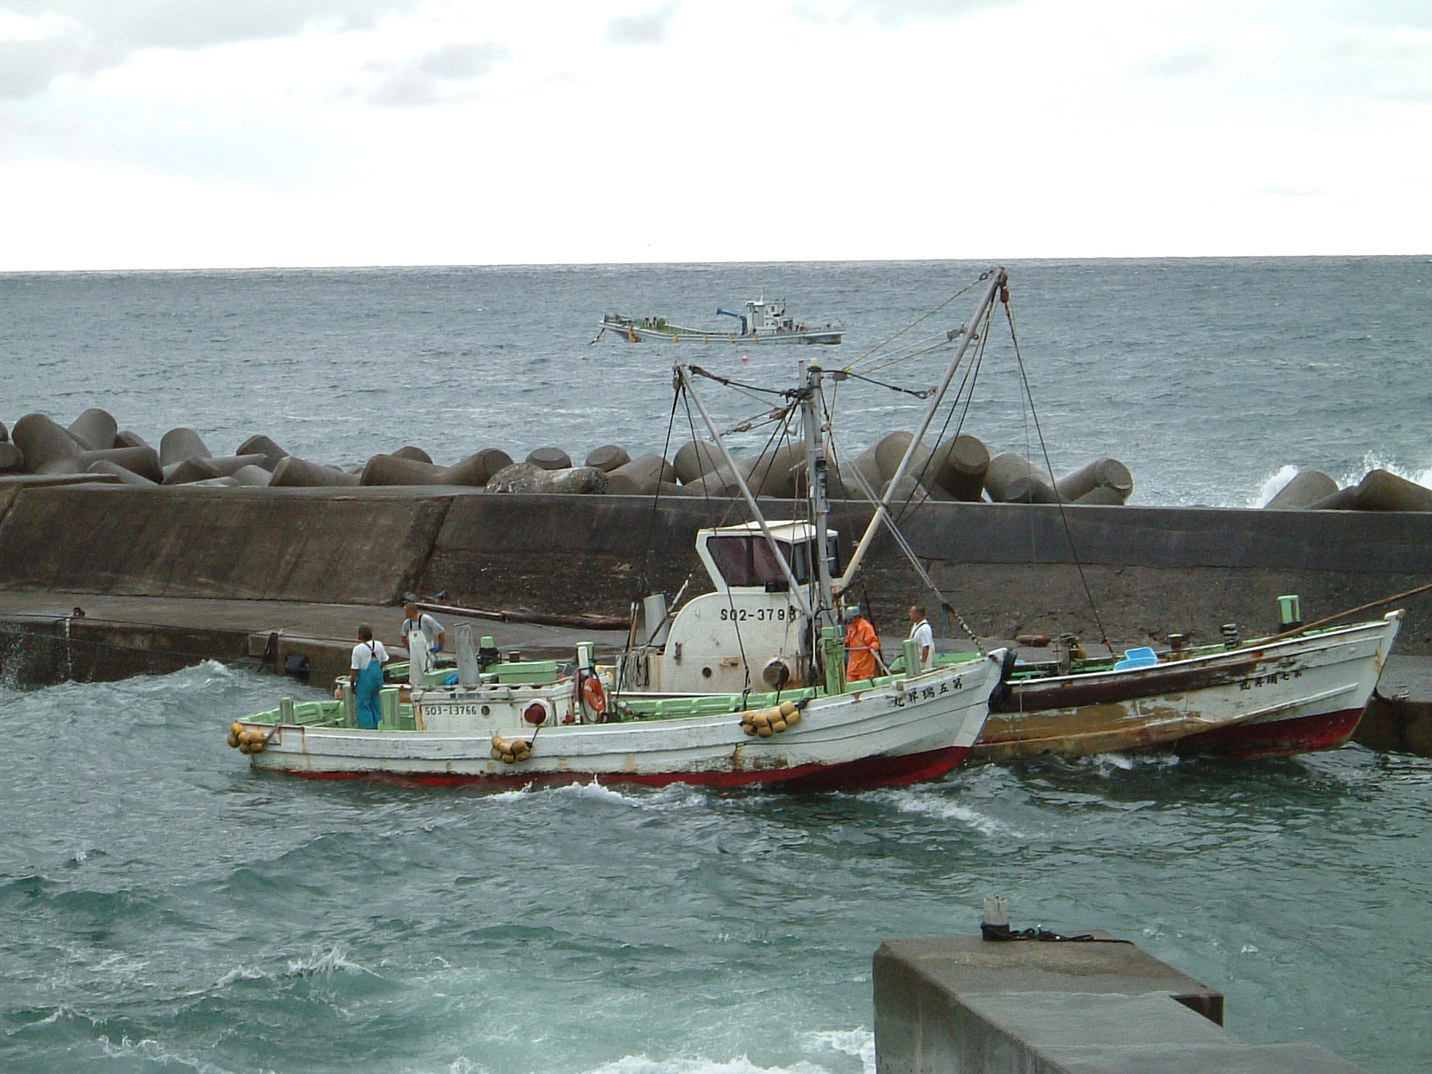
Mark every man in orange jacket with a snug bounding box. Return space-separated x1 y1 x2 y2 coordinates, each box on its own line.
843 605 880 684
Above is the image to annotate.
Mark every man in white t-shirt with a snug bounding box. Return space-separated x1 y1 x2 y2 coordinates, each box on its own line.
908 604 934 672
350 624 390 729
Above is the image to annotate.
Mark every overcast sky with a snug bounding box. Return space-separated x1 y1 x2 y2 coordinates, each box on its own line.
3 0 1430 270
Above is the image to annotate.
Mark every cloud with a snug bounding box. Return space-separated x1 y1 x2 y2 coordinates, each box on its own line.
604 4 677 46
365 41 509 106
0 0 426 98
790 0 1022 29
1134 46 1221 80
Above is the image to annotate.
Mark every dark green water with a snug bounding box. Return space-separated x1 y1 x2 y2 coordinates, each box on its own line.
3 664 1429 1073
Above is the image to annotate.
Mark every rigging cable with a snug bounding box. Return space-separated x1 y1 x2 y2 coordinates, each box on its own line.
841 276 982 376
829 430 986 654
1000 291 1112 653
674 371 755 698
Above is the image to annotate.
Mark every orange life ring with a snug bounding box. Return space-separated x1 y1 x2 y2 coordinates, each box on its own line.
581 674 607 721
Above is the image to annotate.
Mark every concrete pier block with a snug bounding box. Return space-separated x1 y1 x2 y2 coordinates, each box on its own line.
930 434 990 501
270 455 361 487
526 446 572 471
393 445 433 464
86 459 158 486
78 446 163 483
67 408 118 450
183 476 241 487
1056 457 1134 503
844 444 887 501
1355 469 1432 512
749 442 806 497
676 465 749 498
986 453 1059 504
487 462 608 494
1072 486 1126 505
881 473 936 505
1307 486 1362 511
231 464 273 487
674 440 725 484
874 431 932 486
11 413 82 474
0 419 7 441
159 427 212 466
361 453 444 486
235 434 288 470
0 442 24 472
605 453 678 496
585 444 631 472
114 430 153 451
1264 469 1339 509
437 453 494 486
164 453 267 485
1002 476 1062 504
874 934 1369 1074
473 447 514 481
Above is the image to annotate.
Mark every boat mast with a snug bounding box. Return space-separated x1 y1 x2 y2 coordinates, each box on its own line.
673 364 815 619
801 357 838 638
836 266 1007 592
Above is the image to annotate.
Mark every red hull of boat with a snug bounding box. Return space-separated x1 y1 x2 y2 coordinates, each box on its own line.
267 745 969 791
1173 706 1365 760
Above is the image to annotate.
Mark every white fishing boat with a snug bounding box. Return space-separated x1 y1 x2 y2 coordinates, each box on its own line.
598 298 843 345
973 610 1403 762
227 277 1010 788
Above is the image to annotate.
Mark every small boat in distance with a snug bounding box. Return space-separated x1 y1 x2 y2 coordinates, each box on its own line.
598 297 843 345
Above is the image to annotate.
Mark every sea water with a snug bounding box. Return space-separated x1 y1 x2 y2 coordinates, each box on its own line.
3 258 1432 1073
4 257 1430 506
2 666 1430 1074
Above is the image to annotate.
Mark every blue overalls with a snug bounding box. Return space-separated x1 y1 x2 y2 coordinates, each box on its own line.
355 642 384 730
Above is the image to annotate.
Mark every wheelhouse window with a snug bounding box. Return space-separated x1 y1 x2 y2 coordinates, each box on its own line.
706 534 834 588
706 536 789 588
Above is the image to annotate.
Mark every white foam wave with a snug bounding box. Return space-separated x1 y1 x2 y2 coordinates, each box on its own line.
1055 752 1181 775
875 787 1026 838
283 944 375 978
100 1034 263 1074
1251 464 1299 507
1248 454 1431 508
525 779 711 813
213 964 268 987
799 1028 875 1074
1342 453 1432 492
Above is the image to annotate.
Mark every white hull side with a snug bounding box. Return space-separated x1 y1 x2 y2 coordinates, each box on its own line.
243 653 1004 787
977 613 1401 760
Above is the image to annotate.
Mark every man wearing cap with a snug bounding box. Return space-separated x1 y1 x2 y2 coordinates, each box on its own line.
843 604 879 685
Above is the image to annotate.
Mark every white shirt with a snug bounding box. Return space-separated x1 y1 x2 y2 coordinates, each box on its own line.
909 618 934 670
401 613 443 647
351 639 389 671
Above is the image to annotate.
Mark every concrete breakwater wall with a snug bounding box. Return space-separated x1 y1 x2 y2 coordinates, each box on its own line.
2 480 1430 656
7 407 1432 513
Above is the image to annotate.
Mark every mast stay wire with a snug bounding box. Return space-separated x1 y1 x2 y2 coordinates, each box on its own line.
840 275 983 376
826 427 987 655
669 368 816 700
998 292 1113 653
